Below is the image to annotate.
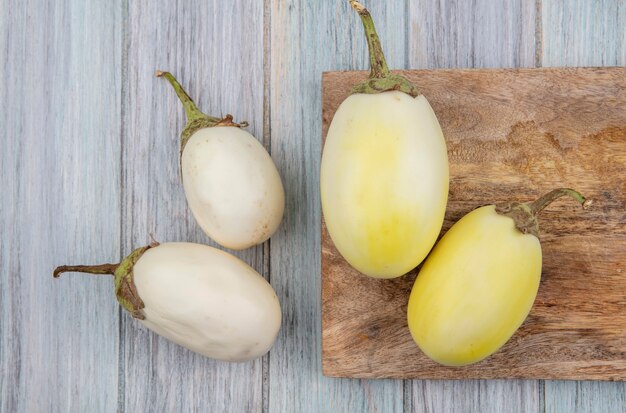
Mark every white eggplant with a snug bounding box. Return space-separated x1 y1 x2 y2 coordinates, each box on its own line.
320 1 449 278
54 242 282 362
157 71 285 250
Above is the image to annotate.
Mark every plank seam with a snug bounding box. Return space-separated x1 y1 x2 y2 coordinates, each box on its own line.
535 0 542 67
404 0 409 70
262 0 271 412
403 380 412 413
117 0 130 411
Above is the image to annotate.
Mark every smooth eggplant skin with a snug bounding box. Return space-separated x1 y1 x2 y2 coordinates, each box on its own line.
182 126 285 250
320 91 449 278
407 206 542 366
133 242 282 362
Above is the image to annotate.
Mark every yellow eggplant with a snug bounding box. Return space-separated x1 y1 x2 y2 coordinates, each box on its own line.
320 1 448 278
407 188 591 366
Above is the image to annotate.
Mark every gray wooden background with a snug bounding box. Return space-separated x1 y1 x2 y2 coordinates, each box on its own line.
1 0 624 411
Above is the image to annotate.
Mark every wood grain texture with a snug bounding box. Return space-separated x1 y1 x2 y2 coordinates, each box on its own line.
0 0 123 411
322 67 626 380
404 2 541 410
545 381 626 413
407 0 536 69
413 380 541 413
268 1 406 412
542 1 626 411
119 1 267 412
542 0 626 67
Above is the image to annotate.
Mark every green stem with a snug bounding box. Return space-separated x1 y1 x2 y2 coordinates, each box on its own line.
157 70 249 158
54 245 155 320
156 71 221 124
528 188 591 215
53 263 118 278
348 1 419 97
350 0 389 79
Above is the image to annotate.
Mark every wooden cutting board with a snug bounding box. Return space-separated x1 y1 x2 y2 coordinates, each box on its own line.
321 67 626 380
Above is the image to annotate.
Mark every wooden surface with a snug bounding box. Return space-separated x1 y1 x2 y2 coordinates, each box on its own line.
1 0 624 411
321 67 626 380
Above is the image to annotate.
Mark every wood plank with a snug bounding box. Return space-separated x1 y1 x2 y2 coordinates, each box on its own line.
542 0 626 67
407 0 536 68
405 1 540 410
413 380 541 412
268 1 407 411
545 381 626 413
542 1 626 411
120 1 266 411
322 67 626 380
0 0 123 411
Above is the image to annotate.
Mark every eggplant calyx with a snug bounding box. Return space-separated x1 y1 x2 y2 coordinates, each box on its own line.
113 244 158 320
53 243 159 320
496 188 591 237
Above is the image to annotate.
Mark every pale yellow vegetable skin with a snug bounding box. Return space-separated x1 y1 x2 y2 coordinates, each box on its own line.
407 205 542 366
321 0 449 279
321 91 449 278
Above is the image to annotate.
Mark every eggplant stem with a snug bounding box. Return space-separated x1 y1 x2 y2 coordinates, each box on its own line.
349 0 390 79
347 1 419 96
156 70 220 123
528 188 591 215
157 70 250 159
53 264 118 278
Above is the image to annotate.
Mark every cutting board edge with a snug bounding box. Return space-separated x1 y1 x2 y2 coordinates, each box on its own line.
321 66 626 77
320 369 626 382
